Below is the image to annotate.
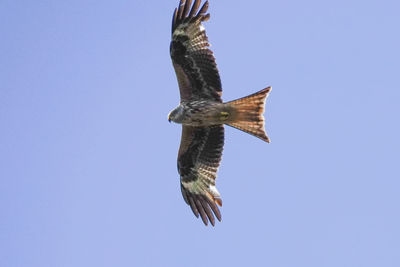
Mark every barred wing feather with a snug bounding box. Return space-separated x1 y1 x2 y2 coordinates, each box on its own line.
170 0 222 102
178 125 224 226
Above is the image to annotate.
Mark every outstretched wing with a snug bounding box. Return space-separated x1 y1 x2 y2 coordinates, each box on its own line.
170 0 222 102
178 125 224 226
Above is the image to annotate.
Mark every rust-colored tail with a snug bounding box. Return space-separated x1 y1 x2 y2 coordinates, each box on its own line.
226 87 271 142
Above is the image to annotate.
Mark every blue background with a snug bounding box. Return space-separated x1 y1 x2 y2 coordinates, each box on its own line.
1 0 399 266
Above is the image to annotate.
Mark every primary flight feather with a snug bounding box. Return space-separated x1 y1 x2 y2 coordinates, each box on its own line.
168 0 271 226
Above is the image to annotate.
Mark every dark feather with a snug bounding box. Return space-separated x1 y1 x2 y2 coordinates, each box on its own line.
170 0 222 102
189 0 201 18
200 195 215 226
188 194 199 218
195 198 208 225
172 8 178 34
204 195 221 221
182 0 192 18
177 0 185 20
198 1 209 15
178 125 224 226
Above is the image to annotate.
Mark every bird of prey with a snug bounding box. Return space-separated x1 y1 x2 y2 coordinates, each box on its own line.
168 0 271 226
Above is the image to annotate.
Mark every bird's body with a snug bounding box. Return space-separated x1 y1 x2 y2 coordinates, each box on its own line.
169 0 271 226
169 100 240 126
169 100 224 126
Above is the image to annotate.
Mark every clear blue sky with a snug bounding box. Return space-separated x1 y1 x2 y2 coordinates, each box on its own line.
1 0 399 266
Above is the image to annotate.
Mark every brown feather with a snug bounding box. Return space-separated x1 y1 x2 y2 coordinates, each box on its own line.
172 8 178 34
198 1 209 15
178 126 224 226
177 0 185 20
183 0 192 18
200 196 215 226
188 195 200 218
195 198 208 225
204 195 221 221
203 13 210 22
189 0 201 18
226 87 271 142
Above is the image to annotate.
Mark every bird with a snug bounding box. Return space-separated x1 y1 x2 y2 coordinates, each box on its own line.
168 0 271 226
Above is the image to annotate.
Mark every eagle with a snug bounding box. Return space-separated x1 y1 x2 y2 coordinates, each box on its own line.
168 0 271 226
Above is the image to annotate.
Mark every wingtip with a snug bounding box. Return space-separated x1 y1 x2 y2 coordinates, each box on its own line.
201 215 209 226
210 219 215 226
198 0 209 15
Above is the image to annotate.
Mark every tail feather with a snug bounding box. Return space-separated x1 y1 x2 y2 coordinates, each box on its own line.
226 87 271 142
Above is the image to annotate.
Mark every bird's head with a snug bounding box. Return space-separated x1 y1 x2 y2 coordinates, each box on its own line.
168 105 184 123
167 112 172 123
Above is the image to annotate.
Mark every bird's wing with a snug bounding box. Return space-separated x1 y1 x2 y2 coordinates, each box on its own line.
178 125 224 226
170 0 222 102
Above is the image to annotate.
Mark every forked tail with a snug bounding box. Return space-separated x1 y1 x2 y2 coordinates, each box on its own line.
226 87 271 142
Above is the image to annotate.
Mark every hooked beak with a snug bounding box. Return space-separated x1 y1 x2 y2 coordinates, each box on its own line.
168 114 171 123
